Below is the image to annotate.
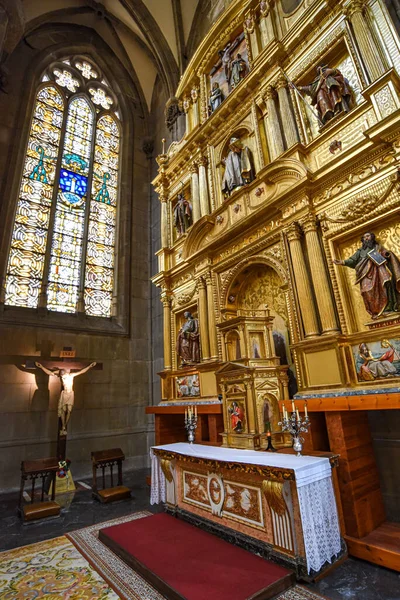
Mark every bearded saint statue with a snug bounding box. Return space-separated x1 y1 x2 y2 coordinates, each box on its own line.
221 137 255 196
297 65 352 125
334 232 400 319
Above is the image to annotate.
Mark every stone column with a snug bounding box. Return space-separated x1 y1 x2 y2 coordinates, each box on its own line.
263 86 285 160
276 76 299 149
259 1 275 47
162 294 172 370
191 87 200 129
190 163 201 223
160 197 168 248
286 223 320 338
198 278 211 360
345 0 386 82
198 156 210 217
301 215 339 335
206 272 218 360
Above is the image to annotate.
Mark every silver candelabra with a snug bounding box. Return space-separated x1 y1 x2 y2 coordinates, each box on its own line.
184 405 198 444
278 402 310 457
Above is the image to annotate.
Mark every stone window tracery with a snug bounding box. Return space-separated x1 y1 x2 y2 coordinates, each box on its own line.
4 56 121 318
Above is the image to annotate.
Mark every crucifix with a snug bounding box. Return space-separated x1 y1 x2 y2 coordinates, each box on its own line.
25 355 101 460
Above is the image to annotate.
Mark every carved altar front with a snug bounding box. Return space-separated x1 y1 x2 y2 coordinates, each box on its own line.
151 443 344 580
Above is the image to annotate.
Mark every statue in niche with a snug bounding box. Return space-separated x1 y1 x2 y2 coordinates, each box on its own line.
228 401 244 433
222 136 255 197
35 361 96 435
263 400 272 433
296 65 352 125
176 311 200 365
334 232 400 319
209 82 224 114
230 54 248 88
173 193 192 236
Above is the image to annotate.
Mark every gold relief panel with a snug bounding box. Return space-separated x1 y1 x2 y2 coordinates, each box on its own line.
351 337 400 384
223 480 263 527
183 471 211 509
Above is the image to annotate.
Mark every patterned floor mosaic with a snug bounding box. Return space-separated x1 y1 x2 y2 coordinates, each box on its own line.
0 511 330 600
0 535 119 599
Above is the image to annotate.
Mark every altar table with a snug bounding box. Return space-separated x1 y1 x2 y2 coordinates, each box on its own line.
150 443 343 578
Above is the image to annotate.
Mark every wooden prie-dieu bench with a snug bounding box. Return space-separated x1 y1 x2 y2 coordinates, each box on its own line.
91 448 131 503
19 458 61 522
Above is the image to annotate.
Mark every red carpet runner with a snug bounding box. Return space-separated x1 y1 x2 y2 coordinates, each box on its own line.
99 513 294 600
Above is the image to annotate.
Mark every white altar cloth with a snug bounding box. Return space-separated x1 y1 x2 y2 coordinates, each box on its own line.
150 443 341 573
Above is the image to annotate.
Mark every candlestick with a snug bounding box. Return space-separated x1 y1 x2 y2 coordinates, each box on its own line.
184 405 198 444
305 403 308 418
278 401 311 457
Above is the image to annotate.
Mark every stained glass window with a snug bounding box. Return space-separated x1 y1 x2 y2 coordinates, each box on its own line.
4 57 120 318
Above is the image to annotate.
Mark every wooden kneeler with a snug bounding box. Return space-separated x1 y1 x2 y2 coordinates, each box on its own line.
91 448 131 503
19 458 61 522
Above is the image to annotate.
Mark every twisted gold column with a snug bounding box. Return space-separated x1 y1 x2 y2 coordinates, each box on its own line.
263 86 285 160
198 278 210 360
301 215 339 335
345 0 386 81
276 76 299 149
286 223 320 338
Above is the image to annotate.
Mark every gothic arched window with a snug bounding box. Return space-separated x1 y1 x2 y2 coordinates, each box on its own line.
4 56 120 318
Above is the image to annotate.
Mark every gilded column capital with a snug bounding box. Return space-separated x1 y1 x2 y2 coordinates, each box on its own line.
275 76 287 91
189 162 198 174
197 155 208 168
285 222 302 242
191 86 199 103
263 85 276 102
244 10 256 34
182 96 191 113
300 214 318 234
260 0 274 17
161 294 172 308
197 276 207 290
344 0 367 18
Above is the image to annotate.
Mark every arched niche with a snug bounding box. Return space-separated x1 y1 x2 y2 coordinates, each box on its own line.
223 258 298 397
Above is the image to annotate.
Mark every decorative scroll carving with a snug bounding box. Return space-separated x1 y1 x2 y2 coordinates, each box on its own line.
160 459 173 483
262 480 287 516
319 169 400 230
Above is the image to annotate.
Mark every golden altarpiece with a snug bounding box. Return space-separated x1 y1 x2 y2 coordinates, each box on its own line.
149 0 400 572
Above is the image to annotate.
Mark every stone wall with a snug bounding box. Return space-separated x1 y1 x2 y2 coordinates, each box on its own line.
0 24 153 489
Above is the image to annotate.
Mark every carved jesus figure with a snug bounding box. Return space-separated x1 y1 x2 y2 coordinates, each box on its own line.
35 362 96 435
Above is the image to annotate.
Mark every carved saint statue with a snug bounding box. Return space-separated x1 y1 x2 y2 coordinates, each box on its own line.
297 65 352 125
173 193 192 236
334 232 400 319
222 137 255 196
230 53 248 88
35 362 96 435
209 82 224 113
176 311 200 364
